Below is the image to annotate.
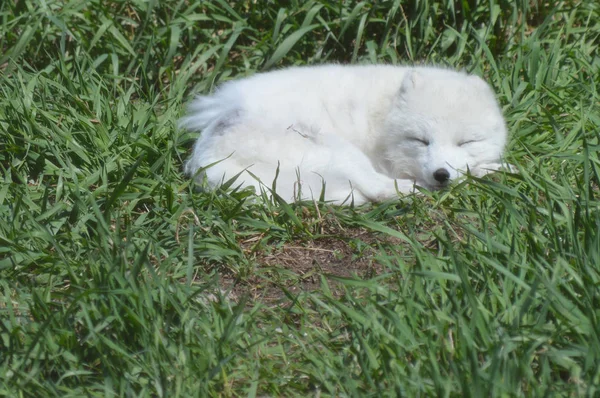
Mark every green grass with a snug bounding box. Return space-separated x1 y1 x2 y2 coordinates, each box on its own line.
1 0 600 396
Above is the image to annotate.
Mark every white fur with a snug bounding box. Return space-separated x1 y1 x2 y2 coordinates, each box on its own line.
181 64 508 205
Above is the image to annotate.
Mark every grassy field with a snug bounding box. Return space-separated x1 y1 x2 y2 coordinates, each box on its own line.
1 0 599 396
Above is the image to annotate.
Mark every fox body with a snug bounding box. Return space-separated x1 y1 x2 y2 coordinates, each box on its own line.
182 64 508 204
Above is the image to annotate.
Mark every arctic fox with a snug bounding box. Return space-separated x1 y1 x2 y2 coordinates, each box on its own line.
181 64 509 205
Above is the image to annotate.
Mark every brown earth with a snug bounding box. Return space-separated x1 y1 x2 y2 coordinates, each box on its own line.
221 226 412 305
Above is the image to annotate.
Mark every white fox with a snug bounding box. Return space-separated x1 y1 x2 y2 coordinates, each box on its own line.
181 64 509 204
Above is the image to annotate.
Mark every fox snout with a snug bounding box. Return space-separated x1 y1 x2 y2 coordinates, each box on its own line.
433 168 451 183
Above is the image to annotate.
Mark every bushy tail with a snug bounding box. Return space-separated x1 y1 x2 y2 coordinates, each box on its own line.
180 88 242 178
179 95 231 131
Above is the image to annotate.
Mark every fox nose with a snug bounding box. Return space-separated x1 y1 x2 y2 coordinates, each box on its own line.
433 168 450 183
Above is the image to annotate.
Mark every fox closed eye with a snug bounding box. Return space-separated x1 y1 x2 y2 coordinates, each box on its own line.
408 137 430 146
458 139 480 147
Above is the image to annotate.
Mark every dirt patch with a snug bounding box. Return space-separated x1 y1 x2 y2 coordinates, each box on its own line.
194 203 457 305
221 226 408 304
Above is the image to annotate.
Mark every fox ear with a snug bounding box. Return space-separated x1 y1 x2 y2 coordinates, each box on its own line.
399 70 421 94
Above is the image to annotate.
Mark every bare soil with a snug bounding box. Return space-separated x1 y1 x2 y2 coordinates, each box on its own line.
224 227 409 304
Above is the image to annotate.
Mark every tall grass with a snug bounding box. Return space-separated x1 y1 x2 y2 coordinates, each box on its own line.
1 0 599 396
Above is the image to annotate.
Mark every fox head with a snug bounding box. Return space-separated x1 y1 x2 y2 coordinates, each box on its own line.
384 68 508 189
